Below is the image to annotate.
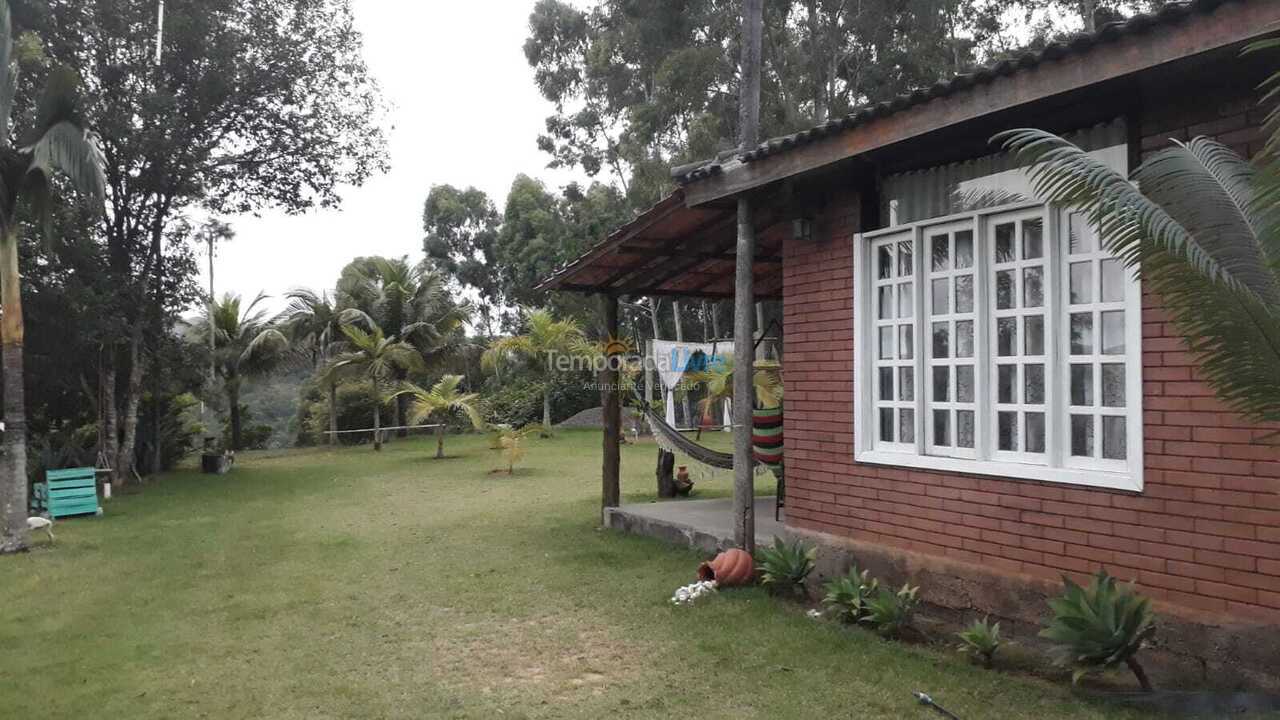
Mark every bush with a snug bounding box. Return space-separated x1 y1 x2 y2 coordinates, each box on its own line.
860 583 920 638
1040 571 1156 691
956 617 1003 667
300 380 393 446
755 538 816 598
822 565 879 623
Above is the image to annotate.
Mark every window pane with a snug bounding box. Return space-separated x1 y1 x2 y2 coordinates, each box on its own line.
879 286 893 320
1103 416 1126 460
932 278 950 314
879 326 894 360
955 320 974 358
1101 311 1125 354
955 230 974 269
1070 313 1094 354
1070 262 1092 304
879 367 894 400
955 275 974 313
956 365 974 403
880 407 895 442
931 234 950 271
997 317 1016 356
932 322 950 358
899 367 915 402
898 282 913 318
996 271 1015 309
899 325 914 360
1024 315 1044 356
878 245 893 279
899 409 915 444
933 366 950 402
1101 363 1125 407
998 365 1016 404
1023 266 1044 308
1101 259 1125 302
933 410 951 447
998 411 1018 451
898 241 913 277
1069 213 1095 254
995 223 1016 263
1071 415 1094 457
1023 219 1044 259
957 410 975 448
1025 364 1045 405
1026 412 1046 453
1071 364 1094 406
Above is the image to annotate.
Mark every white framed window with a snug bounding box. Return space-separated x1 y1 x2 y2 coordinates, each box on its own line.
854 202 1144 492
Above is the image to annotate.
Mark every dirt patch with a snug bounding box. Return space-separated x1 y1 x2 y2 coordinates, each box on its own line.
431 614 654 701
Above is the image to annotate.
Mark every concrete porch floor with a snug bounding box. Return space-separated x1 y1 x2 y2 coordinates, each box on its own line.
603 496 783 553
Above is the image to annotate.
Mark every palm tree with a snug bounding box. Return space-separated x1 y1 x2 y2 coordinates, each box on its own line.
0 2 107 554
185 294 289 451
326 323 422 451
481 308 585 434
396 375 486 459
282 288 369 445
997 100 1280 425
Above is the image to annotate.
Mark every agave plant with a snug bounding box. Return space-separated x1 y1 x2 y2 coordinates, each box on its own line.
1039 571 1156 691
956 616 1003 668
995 49 1280 427
860 583 920 639
755 537 816 598
821 565 879 623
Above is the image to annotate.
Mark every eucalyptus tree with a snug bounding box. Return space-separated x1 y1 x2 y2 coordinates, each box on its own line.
326 324 423 452
185 294 289 451
0 1 107 555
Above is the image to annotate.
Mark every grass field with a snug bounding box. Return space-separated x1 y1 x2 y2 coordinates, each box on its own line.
0 429 1150 719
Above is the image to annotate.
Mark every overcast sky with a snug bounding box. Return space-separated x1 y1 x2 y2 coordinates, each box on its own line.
211 1 586 312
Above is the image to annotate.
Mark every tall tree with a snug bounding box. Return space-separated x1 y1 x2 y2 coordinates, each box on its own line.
482 308 586 434
184 293 289 451
326 323 422 452
34 0 388 479
422 184 503 335
0 2 107 555
282 288 361 446
397 375 487 459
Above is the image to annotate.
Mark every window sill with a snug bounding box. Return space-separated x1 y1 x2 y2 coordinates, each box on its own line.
854 450 1142 493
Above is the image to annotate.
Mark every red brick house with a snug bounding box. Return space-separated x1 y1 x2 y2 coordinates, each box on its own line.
539 0 1280 684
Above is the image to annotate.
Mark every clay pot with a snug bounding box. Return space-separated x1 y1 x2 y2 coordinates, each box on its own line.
697 548 754 586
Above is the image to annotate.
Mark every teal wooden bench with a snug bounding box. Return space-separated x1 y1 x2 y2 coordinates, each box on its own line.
31 467 101 519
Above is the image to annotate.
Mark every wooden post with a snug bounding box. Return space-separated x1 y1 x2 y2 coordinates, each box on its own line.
601 293 622 517
733 0 763 553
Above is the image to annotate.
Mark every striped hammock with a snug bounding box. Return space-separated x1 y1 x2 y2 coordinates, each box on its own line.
638 395 783 473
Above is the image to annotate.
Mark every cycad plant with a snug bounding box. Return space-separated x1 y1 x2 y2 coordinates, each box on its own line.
481 308 585 434
0 1 107 554
396 375 487 459
996 56 1280 426
822 564 879 623
1039 571 1156 691
325 323 422 451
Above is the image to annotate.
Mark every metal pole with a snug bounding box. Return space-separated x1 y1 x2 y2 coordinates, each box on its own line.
733 0 763 553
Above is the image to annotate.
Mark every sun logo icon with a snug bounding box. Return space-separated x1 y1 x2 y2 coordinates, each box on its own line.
600 334 633 356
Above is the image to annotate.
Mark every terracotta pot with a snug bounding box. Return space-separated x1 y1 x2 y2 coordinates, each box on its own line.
697 548 754 586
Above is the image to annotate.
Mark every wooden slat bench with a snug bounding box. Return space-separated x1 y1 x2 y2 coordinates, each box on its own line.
31 467 101 519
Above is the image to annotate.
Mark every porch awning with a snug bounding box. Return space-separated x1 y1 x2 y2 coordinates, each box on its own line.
535 189 786 300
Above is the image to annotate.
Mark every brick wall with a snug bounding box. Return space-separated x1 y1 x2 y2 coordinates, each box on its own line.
782 101 1280 624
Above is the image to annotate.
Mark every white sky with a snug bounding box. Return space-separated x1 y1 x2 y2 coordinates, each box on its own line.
210 0 587 313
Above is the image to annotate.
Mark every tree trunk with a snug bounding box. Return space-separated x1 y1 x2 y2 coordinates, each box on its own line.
116 329 145 484
542 388 553 435
806 0 828 123
1080 0 1098 32
673 301 692 426
733 0 763 554
373 402 382 452
435 423 445 459
228 377 242 451
656 449 676 498
0 230 29 554
395 383 408 439
328 378 338 446
100 351 118 485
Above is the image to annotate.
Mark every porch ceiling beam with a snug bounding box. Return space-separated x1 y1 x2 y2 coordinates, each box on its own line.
615 247 782 263
682 1 1278 207
555 283 778 301
593 209 737 289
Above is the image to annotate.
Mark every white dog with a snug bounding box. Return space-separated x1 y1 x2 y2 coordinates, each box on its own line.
27 515 54 542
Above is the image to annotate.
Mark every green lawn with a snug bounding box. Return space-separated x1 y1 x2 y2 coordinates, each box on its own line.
0 429 1146 719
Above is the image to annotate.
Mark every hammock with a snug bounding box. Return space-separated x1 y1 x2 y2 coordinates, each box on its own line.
640 400 736 470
